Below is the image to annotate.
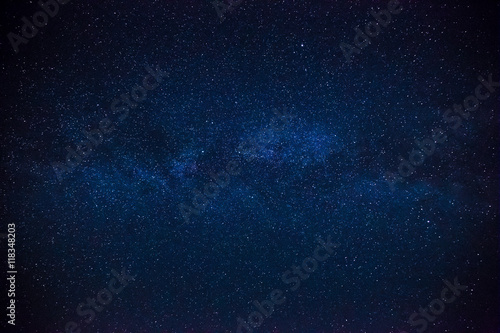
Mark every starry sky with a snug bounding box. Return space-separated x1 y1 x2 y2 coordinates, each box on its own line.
0 0 499 332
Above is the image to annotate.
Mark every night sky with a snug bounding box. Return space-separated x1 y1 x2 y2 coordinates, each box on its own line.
0 0 499 332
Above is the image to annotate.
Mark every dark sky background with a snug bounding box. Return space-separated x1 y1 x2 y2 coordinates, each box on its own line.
0 0 499 332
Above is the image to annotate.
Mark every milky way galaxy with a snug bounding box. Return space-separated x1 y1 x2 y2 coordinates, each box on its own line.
0 1 498 332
